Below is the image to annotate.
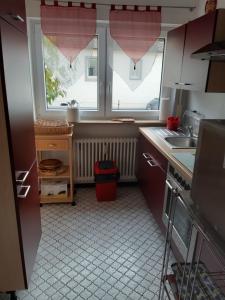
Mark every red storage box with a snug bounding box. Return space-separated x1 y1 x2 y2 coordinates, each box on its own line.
94 160 119 201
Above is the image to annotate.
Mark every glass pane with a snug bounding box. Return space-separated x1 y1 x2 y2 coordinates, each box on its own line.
165 188 172 217
174 201 192 248
42 36 98 110
112 39 164 111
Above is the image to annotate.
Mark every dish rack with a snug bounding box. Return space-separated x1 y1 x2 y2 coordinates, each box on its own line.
159 192 225 300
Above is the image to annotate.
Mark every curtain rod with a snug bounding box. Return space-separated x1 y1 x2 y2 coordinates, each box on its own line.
37 0 196 10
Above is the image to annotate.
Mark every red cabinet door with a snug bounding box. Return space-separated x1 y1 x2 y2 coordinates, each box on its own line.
17 161 41 286
136 135 151 202
0 0 26 33
0 20 36 173
0 20 41 286
137 134 167 230
180 12 216 91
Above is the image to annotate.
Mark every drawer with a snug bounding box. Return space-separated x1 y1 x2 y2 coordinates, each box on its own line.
35 139 68 150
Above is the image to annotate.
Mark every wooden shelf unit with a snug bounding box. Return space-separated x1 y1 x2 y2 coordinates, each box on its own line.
38 165 70 179
35 132 75 205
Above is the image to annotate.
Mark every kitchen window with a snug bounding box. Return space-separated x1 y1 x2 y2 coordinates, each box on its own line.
43 36 98 110
29 19 165 119
108 38 165 114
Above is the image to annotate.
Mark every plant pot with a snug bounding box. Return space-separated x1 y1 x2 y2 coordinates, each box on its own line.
66 107 80 123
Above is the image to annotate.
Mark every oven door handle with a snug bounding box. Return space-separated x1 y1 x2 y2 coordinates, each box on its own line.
166 179 173 190
166 179 177 195
176 195 188 210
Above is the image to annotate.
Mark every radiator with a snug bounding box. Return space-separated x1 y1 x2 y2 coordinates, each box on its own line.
74 137 137 183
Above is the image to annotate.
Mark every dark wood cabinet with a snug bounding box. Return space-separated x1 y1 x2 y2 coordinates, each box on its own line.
137 134 168 230
164 10 225 93
180 12 216 91
0 19 36 171
0 12 41 294
18 162 41 284
0 0 26 33
163 25 185 88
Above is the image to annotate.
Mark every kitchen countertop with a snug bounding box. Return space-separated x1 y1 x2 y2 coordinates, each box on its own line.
139 127 196 182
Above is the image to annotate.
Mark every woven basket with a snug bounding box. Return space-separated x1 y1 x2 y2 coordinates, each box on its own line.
34 119 73 135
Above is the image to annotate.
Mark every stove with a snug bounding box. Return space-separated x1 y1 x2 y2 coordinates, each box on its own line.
172 152 196 173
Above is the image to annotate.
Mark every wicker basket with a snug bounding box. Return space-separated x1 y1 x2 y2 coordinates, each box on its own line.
34 119 73 135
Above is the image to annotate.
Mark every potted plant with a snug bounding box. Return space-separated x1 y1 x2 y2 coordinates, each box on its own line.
65 100 80 123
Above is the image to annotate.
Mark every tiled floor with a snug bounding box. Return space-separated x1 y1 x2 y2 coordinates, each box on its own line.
2 186 168 300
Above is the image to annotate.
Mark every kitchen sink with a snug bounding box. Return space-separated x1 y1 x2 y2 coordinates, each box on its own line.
164 136 198 148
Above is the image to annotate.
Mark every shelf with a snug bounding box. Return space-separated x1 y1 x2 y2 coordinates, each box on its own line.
38 166 70 179
40 191 73 204
35 133 74 206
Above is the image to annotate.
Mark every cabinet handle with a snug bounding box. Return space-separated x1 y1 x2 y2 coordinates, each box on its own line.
142 153 151 159
17 185 31 198
10 14 25 22
15 171 29 183
147 159 158 167
48 143 57 148
175 82 192 86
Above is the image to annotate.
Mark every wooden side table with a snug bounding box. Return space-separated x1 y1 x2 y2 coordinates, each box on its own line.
35 133 75 205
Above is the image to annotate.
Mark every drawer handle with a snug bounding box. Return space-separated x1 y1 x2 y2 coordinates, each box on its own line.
48 143 57 148
147 159 158 167
17 185 30 198
12 15 24 22
175 82 192 86
142 153 151 159
8 14 25 22
15 171 29 183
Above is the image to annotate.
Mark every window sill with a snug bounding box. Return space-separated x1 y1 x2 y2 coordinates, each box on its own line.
75 120 166 125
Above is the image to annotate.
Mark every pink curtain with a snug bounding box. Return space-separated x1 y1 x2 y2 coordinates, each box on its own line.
41 1 96 65
110 6 161 65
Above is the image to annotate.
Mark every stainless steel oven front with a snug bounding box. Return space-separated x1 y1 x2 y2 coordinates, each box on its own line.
162 165 197 261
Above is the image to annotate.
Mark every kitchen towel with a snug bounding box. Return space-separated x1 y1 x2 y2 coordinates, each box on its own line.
159 97 170 121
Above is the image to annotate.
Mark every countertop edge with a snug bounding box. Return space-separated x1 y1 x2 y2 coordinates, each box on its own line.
139 127 194 182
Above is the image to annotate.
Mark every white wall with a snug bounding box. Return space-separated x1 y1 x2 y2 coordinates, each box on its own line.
185 0 225 120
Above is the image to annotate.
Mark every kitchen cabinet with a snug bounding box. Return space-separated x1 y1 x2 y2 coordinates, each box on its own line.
164 10 225 92
136 133 167 230
0 14 41 296
180 12 216 91
0 0 26 33
163 25 186 88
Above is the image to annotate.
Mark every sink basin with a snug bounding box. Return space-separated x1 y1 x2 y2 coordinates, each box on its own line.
164 136 198 148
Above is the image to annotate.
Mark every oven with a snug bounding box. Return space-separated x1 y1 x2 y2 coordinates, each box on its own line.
162 165 197 261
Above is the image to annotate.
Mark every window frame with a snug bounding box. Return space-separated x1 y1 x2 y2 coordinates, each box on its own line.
29 19 106 120
105 28 165 119
29 18 166 120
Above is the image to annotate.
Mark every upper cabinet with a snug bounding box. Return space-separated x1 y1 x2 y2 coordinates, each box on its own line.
163 10 225 93
0 0 26 33
163 25 186 88
180 12 216 91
